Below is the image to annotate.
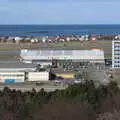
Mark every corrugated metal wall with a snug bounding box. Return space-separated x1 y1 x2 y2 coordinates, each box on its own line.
27 72 49 82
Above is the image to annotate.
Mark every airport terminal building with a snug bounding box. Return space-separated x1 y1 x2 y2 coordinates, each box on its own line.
20 49 105 72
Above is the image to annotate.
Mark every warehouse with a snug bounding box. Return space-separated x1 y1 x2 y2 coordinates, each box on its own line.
0 71 50 83
27 72 49 82
0 72 25 83
20 49 105 71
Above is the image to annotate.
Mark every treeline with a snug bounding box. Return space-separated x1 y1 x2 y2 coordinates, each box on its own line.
0 80 120 120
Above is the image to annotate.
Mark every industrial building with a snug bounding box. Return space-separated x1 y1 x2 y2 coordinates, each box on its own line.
0 49 107 84
20 49 105 72
0 71 49 83
112 40 120 68
0 72 25 83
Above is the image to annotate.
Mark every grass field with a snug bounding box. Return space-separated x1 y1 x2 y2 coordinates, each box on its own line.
0 40 112 59
49 41 112 58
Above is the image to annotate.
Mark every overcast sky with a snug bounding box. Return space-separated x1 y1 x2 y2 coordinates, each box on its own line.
0 0 120 24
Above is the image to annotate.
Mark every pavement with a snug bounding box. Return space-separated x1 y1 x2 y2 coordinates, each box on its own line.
0 61 36 68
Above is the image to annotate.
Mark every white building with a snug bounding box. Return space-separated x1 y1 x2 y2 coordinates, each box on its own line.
20 49 104 61
20 49 105 70
66 37 70 42
112 40 120 68
14 37 23 43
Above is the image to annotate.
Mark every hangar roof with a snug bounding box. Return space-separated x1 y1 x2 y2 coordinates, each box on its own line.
20 49 104 60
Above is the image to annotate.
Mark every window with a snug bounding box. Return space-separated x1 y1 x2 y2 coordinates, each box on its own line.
114 65 120 68
115 57 118 59
114 53 120 55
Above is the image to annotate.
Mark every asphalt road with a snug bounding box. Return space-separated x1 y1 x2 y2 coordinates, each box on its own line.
0 60 36 68
0 50 20 60
0 50 19 54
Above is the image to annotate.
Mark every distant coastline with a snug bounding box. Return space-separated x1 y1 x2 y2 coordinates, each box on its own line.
0 24 120 36
1 24 120 25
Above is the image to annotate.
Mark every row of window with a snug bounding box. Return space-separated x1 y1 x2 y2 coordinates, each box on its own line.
114 57 120 59
114 46 120 47
114 61 120 63
114 50 120 52
114 65 120 67
114 54 120 55
114 42 120 44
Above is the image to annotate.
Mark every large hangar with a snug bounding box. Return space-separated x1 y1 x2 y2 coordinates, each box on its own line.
20 49 105 71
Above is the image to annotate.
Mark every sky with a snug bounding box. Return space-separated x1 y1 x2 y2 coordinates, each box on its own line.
0 0 120 24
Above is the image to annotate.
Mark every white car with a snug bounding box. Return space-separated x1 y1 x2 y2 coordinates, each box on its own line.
74 80 81 84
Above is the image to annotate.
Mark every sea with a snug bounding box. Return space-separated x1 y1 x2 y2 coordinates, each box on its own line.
0 24 120 36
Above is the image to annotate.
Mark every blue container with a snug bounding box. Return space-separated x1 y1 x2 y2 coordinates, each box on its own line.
4 79 16 84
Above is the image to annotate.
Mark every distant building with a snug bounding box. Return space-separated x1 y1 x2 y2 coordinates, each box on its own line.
112 40 120 68
20 49 105 71
114 35 120 40
30 38 38 43
66 37 70 42
14 37 23 43
42 37 46 43
92 37 96 41
7 37 15 41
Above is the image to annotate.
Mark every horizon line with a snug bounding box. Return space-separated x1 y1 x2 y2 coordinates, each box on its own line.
0 24 120 25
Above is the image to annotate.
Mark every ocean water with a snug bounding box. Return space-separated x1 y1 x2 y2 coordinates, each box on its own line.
0 24 120 36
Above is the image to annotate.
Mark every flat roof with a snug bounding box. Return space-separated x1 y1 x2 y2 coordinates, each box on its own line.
21 49 104 60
